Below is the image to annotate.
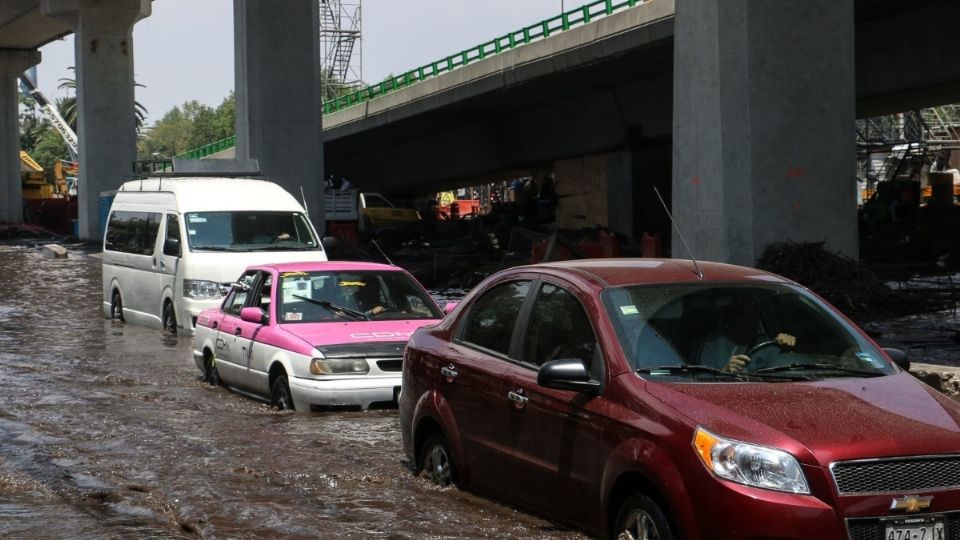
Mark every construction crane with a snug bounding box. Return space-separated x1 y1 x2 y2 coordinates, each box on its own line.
18 72 79 161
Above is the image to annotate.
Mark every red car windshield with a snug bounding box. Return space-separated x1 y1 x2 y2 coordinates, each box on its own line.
278 270 442 323
601 282 894 380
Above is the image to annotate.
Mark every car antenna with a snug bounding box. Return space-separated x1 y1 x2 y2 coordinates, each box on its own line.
370 239 394 266
653 186 704 280
299 185 309 217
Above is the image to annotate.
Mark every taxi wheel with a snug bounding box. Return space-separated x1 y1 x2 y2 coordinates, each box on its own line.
420 433 457 487
203 354 220 386
110 292 124 322
162 302 177 335
271 375 294 411
614 494 673 540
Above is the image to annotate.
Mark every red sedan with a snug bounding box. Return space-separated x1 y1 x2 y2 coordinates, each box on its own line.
399 258 960 539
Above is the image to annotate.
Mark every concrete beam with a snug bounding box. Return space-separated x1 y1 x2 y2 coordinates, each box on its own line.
672 0 857 266
234 0 324 226
0 49 41 223
42 0 151 240
856 0 960 117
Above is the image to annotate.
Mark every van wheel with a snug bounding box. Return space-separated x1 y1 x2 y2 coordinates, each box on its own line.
110 292 125 322
162 302 177 335
614 494 674 540
420 433 457 487
271 375 294 411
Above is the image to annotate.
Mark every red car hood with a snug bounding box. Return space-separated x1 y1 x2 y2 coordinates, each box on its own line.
281 319 439 348
646 372 960 465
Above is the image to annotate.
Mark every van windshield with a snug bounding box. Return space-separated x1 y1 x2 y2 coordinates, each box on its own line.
184 211 320 252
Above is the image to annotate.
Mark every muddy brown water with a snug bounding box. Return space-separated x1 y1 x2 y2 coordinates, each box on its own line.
0 245 584 539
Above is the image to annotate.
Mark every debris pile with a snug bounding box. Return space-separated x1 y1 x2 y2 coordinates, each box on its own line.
756 241 949 322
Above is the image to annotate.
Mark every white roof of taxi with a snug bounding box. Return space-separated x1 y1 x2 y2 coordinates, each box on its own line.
116 177 302 213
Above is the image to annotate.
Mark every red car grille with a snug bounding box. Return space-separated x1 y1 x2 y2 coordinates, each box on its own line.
832 456 960 495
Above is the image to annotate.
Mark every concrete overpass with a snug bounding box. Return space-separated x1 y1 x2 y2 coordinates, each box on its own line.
5 0 959 265
0 0 324 239
321 0 960 264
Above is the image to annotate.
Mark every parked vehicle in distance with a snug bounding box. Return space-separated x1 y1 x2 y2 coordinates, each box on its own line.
324 189 420 241
400 258 960 540
193 261 443 411
101 177 327 335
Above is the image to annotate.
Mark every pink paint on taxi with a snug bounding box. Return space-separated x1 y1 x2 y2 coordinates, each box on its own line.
191 260 443 411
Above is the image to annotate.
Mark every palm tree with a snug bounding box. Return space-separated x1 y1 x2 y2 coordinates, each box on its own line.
58 67 148 133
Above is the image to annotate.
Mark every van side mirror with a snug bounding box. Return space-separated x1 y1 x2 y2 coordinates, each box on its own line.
322 236 339 251
163 237 181 257
240 306 267 325
883 348 910 371
443 302 458 315
537 358 600 394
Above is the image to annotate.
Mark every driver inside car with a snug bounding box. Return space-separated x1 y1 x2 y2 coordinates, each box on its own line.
697 299 797 373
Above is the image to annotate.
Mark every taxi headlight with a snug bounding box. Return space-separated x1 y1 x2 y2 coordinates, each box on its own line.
693 426 810 494
310 358 369 375
183 279 223 299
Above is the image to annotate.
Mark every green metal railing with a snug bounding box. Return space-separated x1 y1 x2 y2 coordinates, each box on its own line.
323 0 646 114
177 0 646 157
175 135 236 159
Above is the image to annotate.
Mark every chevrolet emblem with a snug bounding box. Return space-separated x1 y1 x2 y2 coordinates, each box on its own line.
890 495 934 513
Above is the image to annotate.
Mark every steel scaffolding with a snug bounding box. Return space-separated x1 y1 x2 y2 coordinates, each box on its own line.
320 0 362 101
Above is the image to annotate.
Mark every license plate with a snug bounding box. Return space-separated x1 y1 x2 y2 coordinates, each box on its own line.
884 518 944 540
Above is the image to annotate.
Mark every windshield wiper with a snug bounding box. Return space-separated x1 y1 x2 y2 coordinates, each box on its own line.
636 365 749 379
752 363 885 377
292 295 368 321
255 245 316 251
635 365 808 381
191 245 241 252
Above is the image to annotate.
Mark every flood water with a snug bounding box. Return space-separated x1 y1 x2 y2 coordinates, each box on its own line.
0 244 583 539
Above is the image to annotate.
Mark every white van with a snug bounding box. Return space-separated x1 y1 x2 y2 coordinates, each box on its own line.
101 177 328 335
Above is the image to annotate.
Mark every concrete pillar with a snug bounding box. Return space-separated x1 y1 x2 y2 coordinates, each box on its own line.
41 0 150 240
672 0 858 266
0 49 41 223
235 0 324 228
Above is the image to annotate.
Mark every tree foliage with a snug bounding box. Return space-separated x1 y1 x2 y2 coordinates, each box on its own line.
137 92 235 159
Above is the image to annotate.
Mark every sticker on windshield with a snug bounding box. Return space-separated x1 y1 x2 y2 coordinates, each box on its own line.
188 229 196 235
620 305 639 315
340 281 366 287
285 312 303 321
188 216 207 223
281 272 308 277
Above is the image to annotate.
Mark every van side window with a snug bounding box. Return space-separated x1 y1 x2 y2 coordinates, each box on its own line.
166 214 180 243
105 211 162 255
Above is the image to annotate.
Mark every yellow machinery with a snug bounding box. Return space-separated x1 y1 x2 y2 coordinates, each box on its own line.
20 150 53 200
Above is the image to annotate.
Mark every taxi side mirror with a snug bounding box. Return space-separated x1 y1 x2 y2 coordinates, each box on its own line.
240 306 267 325
443 302 458 315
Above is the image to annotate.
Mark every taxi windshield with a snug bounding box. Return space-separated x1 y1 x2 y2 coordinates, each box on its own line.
278 270 443 323
601 282 895 382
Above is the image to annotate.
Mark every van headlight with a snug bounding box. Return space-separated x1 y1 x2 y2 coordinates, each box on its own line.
183 279 223 299
693 426 810 494
310 358 369 375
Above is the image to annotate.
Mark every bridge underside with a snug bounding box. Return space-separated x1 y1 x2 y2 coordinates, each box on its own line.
323 0 960 264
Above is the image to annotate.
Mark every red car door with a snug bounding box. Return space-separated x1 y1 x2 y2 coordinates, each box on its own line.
444 279 533 496
500 280 611 527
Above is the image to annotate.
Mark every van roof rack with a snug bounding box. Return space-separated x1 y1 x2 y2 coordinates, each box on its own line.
132 158 261 177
